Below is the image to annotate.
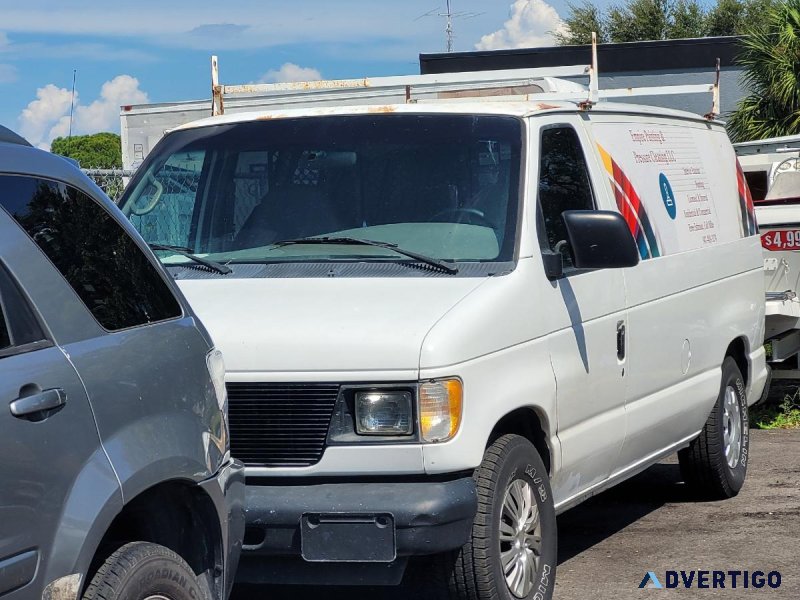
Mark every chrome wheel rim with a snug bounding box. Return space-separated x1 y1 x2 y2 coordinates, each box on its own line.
723 385 742 469
499 479 542 598
144 596 172 600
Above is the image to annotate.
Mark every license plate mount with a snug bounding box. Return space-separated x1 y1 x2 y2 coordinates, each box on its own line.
300 513 396 563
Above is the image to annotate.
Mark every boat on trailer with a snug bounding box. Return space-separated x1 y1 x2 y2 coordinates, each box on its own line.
736 135 800 368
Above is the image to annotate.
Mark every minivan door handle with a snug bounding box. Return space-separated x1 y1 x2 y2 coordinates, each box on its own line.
9 388 67 421
616 321 626 361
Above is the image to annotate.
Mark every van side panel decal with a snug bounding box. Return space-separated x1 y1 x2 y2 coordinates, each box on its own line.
592 123 744 256
598 143 660 259
736 158 758 236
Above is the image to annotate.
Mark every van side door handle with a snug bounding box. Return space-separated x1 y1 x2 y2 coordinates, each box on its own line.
9 388 67 421
616 321 626 361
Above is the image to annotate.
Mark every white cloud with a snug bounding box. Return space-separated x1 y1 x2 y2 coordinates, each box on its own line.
0 29 156 63
18 84 74 148
258 63 322 84
18 75 148 149
0 4 435 50
476 0 565 50
76 75 149 132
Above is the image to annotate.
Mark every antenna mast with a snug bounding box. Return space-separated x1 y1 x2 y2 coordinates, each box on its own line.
67 69 76 154
415 2 484 53
445 0 454 53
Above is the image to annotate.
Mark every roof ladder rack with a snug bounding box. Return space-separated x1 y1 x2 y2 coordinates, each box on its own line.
209 32 721 117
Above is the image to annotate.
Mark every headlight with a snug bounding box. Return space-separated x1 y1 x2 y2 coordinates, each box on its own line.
206 348 227 411
355 391 413 435
419 378 463 443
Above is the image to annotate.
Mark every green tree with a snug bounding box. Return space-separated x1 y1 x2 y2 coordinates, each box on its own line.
607 0 671 42
706 0 746 36
50 132 122 169
743 0 779 23
555 0 774 45
670 0 708 38
554 1 608 45
727 0 800 141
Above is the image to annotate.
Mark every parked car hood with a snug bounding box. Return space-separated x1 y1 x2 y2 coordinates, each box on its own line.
177 277 487 374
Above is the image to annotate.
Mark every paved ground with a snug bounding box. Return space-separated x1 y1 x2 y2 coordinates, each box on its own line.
233 429 800 599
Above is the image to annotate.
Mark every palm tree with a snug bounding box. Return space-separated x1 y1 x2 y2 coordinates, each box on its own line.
727 0 800 142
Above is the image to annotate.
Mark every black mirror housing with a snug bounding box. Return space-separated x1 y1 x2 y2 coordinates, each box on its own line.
562 210 640 270
541 251 563 279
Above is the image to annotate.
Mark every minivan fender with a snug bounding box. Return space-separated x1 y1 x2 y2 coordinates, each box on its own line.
97 412 224 504
40 446 122 598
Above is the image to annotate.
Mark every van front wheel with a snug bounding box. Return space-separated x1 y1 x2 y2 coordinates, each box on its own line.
678 356 749 499
424 434 557 600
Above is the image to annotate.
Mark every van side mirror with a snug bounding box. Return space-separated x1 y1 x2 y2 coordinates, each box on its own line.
562 210 640 270
541 251 564 279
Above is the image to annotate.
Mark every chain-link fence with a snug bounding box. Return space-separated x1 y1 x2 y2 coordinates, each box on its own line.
82 168 135 203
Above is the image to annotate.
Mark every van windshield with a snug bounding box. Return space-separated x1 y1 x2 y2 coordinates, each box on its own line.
119 115 522 269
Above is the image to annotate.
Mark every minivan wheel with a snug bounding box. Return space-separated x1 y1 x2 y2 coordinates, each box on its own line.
421 434 557 600
678 357 749 499
83 542 209 600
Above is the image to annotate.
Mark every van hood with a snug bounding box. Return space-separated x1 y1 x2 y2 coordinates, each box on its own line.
177 277 487 374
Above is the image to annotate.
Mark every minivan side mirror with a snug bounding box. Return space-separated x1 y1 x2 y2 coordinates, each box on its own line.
562 210 640 270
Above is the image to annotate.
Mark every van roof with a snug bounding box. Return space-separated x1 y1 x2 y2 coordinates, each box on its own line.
170 100 720 134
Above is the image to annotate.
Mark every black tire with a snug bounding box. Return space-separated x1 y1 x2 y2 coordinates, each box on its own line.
679 356 750 499
420 434 557 600
83 542 209 600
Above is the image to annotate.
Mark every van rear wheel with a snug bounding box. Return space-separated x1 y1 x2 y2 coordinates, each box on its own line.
678 357 749 499
82 542 209 600
421 434 557 600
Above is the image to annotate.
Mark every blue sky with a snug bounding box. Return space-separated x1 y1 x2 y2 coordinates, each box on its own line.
0 0 612 148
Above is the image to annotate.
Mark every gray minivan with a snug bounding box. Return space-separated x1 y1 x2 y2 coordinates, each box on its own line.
0 126 244 600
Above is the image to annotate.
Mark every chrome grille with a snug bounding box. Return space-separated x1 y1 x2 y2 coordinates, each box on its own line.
226 382 340 467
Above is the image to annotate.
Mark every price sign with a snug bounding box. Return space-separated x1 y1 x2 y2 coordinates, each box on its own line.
761 229 800 251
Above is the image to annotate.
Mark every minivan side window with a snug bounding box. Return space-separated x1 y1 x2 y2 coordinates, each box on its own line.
538 126 596 271
0 175 182 331
0 300 9 351
0 262 50 357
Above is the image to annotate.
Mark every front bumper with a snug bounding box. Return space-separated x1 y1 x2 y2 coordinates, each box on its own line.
198 458 245 599
237 476 477 585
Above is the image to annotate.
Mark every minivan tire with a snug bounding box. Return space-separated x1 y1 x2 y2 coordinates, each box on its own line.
420 434 557 600
678 357 749 499
82 542 209 600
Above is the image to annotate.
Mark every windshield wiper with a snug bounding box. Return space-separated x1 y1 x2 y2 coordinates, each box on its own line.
149 243 232 275
273 237 459 275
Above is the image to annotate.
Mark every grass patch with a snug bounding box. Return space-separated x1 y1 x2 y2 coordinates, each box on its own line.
751 386 800 429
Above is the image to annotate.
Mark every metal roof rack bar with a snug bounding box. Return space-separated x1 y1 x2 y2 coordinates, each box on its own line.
209 32 720 117
599 84 716 99
210 57 591 116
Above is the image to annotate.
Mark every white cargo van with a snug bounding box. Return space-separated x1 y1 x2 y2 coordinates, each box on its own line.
119 90 768 599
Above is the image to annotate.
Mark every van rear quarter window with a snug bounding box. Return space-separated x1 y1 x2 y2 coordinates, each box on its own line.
591 121 752 259
0 175 181 331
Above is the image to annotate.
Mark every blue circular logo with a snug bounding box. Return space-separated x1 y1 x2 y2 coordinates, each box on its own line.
659 173 677 220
